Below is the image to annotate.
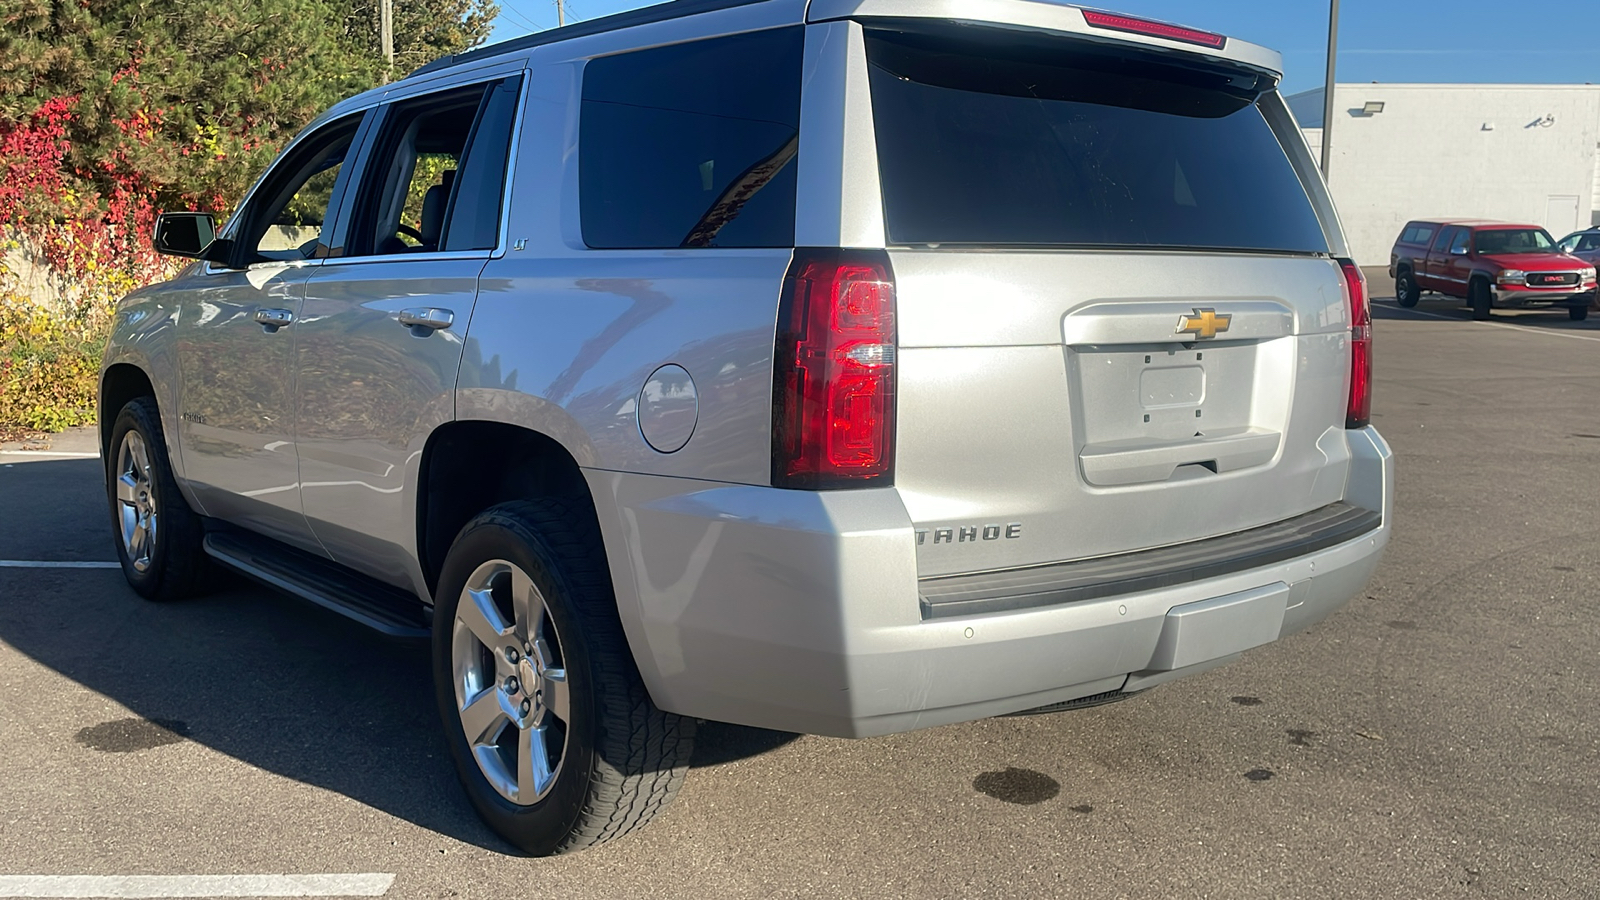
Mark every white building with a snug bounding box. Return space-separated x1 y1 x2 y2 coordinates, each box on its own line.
1287 84 1600 267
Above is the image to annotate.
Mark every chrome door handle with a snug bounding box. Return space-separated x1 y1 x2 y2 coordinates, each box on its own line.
398 307 454 337
254 308 295 333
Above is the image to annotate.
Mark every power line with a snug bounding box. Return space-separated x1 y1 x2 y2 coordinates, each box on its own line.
495 2 545 33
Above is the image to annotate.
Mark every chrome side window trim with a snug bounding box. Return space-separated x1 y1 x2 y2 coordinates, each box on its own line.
316 250 492 268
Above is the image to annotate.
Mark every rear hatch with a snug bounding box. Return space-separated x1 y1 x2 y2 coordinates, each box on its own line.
863 22 1356 578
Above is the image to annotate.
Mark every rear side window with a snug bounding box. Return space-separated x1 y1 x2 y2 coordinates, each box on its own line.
1400 224 1435 246
349 76 521 258
864 26 1329 253
580 28 803 249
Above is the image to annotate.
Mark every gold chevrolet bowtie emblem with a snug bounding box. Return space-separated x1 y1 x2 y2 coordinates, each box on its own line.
1176 308 1232 340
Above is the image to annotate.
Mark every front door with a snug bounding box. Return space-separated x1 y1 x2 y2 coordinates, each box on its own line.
1442 228 1475 297
295 76 522 590
1573 232 1600 267
176 114 365 551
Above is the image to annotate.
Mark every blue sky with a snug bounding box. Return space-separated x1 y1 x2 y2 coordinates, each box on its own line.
487 0 1600 95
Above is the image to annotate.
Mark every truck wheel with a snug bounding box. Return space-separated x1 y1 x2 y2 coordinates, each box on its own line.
1570 305 1589 322
105 396 213 600
1395 270 1420 308
1469 280 1492 320
432 500 696 856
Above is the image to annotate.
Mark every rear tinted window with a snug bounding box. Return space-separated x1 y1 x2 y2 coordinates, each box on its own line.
580 28 802 249
1400 224 1436 245
864 27 1328 253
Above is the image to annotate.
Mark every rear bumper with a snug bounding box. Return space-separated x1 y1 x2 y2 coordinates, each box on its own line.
587 427 1393 738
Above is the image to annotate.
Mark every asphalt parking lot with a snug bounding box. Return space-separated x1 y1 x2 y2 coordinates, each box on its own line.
2 282 1597 899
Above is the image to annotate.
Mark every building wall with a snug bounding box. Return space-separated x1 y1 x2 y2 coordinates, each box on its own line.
1289 84 1600 266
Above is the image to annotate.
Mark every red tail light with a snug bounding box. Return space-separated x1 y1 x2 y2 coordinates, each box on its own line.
772 249 896 489
1339 258 1372 429
1080 10 1227 49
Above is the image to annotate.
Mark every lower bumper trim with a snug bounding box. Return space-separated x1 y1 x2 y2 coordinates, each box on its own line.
919 501 1381 619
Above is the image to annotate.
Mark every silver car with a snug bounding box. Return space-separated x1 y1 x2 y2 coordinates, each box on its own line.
102 0 1391 855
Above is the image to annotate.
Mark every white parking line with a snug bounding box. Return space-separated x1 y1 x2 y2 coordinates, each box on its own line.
0 451 100 458
0 873 394 898
0 561 121 569
1376 300 1600 343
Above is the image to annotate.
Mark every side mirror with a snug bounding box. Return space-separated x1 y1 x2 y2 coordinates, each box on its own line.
153 212 220 259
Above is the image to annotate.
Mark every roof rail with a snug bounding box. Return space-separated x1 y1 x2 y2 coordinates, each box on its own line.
409 0 772 77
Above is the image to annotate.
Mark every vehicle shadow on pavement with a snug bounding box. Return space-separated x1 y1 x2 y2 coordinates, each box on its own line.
0 457 798 854
1372 298 1600 332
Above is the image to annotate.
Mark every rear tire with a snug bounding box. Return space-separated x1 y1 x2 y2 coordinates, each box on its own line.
1469 280 1492 320
1570 305 1589 322
1395 270 1420 308
105 396 213 600
431 499 695 856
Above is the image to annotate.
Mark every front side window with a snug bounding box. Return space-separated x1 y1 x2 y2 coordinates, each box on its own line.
240 116 363 262
579 27 803 249
1473 228 1555 255
1449 230 1471 255
1433 227 1458 253
863 25 1328 253
351 76 522 257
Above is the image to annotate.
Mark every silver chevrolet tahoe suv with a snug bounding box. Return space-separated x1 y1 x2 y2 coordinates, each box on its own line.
101 0 1392 855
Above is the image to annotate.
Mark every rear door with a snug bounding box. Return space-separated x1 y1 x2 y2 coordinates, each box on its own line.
1421 226 1460 292
294 73 523 588
857 22 1358 576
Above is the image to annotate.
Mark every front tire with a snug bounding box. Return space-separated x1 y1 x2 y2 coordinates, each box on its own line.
431 500 695 856
1469 280 1493 320
1569 305 1589 322
1396 270 1421 308
105 396 213 600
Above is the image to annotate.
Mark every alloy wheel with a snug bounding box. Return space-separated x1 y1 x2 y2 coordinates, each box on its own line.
114 431 158 573
451 559 572 805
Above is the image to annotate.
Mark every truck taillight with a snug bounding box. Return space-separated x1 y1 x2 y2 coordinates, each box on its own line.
772 249 896 489
1339 258 1372 429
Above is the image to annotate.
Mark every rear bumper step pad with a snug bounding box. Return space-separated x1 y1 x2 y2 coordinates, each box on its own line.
918 501 1381 619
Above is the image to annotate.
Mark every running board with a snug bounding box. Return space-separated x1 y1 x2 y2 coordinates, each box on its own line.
203 529 431 639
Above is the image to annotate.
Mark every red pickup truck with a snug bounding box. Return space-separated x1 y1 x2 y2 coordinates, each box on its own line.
1389 219 1596 321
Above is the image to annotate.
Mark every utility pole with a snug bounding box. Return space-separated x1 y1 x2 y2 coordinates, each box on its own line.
380 0 395 70
1320 0 1340 180
556 0 565 27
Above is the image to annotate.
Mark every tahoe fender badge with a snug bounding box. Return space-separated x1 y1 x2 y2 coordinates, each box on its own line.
1177 307 1232 339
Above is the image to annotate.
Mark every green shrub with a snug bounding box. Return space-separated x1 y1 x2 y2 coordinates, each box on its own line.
0 298 104 433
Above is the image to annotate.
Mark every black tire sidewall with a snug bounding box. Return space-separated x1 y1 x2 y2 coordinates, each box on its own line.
431 512 598 855
1470 281 1492 319
1397 272 1419 307
106 399 179 598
